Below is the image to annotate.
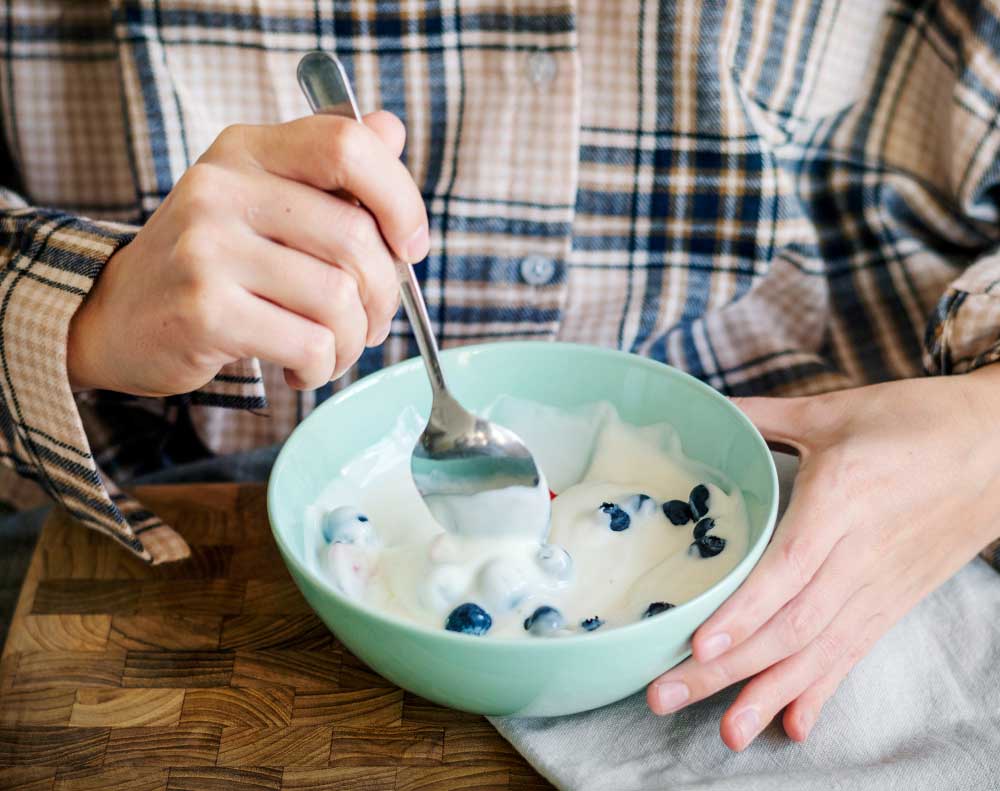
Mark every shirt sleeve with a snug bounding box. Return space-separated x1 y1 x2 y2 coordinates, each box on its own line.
923 251 1000 376
0 188 191 563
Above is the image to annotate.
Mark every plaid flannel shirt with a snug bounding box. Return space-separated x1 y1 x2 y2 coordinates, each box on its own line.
1 1 999 567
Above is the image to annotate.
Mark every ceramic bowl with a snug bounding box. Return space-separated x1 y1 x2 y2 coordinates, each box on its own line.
268 342 778 717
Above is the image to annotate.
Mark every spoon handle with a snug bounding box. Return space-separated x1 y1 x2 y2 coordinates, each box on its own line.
296 51 449 397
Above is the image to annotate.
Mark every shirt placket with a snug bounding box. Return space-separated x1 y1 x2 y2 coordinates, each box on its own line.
409 0 580 350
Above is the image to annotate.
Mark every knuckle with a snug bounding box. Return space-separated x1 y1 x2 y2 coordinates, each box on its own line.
330 117 365 159
812 629 843 672
781 535 815 589
210 123 249 158
704 659 736 692
178 164 225 215
172 228 214 278
337 327 366 374
341 208 380 259
302 326 335 369
783 598 823 650
176 278 221 341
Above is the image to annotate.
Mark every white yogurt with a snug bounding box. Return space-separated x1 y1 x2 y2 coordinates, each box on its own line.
305 399 749 638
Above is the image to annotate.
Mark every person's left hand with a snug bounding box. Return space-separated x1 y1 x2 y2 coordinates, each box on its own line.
646 363 1000 751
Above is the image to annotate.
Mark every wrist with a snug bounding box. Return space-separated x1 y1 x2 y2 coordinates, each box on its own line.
67 248 121 392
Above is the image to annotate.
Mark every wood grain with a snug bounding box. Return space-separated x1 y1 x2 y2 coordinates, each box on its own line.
0 767 56 791
0 484 553 789
108 615 221 651
165 766 281 791
12 652 125 689
103 724 222 766
69 689 185 728
216 726 333 767
53 767 168 791
282 767 396 790
291 688 404 727
0 687 76 726
179 686 293 727
3 616 111 653
329 726 445 767
122 651 233 688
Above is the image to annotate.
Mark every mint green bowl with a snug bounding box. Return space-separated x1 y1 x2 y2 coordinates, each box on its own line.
268 342 778 717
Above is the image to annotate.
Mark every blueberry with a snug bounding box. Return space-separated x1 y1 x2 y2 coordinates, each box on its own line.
536 544 573 582
643 601 675 618
445 603 492 636
692 535 726 558
662 499 693 525
580 616 604 632
693 517 716 542
689 484 710 520
523 605 565 636
599 502 631 532
321 506 376 546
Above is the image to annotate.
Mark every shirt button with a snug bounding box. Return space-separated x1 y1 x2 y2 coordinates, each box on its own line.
520 255 557 286
527 50 557 85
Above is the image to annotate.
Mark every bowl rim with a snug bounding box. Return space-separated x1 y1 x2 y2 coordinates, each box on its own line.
267 341 779 649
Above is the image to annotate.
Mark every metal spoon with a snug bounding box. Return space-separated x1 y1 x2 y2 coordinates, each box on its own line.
296 52 550 540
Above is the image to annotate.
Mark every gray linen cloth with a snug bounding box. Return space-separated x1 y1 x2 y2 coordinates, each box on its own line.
491 454 1000 790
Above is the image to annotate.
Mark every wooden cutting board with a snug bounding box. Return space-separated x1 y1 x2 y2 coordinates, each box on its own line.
0 484 553 791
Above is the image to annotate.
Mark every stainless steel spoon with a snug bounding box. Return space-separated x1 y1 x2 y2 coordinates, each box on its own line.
296 52 550 539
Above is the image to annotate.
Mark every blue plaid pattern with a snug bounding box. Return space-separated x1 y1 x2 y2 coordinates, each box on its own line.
1 0 999 564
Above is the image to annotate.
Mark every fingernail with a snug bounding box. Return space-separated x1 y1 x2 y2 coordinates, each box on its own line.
699 632 731 662
405 225 429 263
654 681 689 714
733 707 760 748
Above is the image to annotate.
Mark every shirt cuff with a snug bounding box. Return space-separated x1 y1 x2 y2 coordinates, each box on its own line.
0 208 190 563
923 251 1000 376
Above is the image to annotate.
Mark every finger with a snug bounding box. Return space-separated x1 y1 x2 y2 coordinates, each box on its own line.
224 290 337 390
649 533 862 714
242 115 429 263
691 474 841 662
238 170 398 342
730 396 815 453
782 614 889 742
363 110 406 157
234 234 369 376
719 593 889 751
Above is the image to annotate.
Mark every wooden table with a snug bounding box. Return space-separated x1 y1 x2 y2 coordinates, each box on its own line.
0 484 553 791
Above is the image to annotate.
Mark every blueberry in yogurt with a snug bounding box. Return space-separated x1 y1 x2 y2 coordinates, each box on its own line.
321 506 376 547
445 603 493 636
693 517 716 542
524 605 565 636
692 534 726 558
599 502 631 532
643 601 675 618
662 499 693 525
689 484 711 520
580 616 604 632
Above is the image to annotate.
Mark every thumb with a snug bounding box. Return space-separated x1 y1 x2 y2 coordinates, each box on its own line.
363 110 406 158
730 396 824 455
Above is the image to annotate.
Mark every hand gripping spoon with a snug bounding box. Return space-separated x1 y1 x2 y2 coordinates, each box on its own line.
297 52 550 540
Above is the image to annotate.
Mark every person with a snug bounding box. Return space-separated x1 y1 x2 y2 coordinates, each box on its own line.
1 0 998 753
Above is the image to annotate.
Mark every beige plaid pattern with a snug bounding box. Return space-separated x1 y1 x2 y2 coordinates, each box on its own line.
1 1 999 569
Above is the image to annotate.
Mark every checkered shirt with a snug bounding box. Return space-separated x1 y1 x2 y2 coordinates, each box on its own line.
1 1 999 567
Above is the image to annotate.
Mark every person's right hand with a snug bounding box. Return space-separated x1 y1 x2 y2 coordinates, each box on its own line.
67 111 429 396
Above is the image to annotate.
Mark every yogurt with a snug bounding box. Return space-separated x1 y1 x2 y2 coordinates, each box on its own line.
305 399 749 638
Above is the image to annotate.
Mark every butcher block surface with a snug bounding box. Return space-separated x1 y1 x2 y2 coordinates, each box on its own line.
0 484 553 790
